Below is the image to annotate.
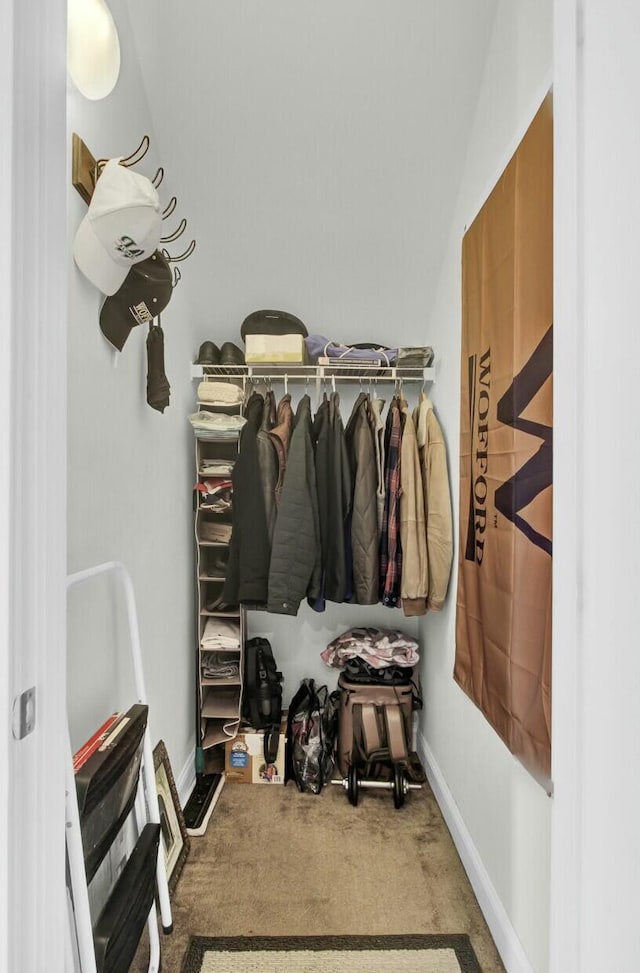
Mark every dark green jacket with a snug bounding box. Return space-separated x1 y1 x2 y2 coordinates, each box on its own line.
267 396 321 615
345 393 379 604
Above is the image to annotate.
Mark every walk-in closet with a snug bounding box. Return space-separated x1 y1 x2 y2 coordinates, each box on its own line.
59 2 557 971
10 0 640 971
3 0 566 970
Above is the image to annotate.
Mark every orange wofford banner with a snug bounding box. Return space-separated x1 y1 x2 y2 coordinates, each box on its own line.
454 95 553 786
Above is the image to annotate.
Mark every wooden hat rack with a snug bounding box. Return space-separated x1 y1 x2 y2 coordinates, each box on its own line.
71 132 196 283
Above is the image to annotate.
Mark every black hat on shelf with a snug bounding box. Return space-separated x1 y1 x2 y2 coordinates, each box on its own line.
240 309 308 341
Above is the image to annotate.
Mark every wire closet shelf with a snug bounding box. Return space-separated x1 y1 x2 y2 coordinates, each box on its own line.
190 362 436 384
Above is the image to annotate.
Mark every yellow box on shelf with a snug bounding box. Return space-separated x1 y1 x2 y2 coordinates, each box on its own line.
244 334 307 364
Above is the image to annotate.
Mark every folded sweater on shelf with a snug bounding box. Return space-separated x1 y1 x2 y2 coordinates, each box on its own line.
188 411 246 439
200 617 240 650
199 459 235 476
200 653 240 680
196 479 233 514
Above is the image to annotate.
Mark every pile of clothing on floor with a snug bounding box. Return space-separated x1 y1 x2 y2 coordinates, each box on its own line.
321 626 419 669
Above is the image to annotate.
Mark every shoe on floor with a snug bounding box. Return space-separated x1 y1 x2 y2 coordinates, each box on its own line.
220 341 245 366
195 341 221 365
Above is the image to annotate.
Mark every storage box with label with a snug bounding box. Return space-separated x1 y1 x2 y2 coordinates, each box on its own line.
245 334 307 364
224 720 287 784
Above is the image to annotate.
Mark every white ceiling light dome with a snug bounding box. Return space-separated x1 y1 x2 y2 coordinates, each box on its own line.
68 0 121 101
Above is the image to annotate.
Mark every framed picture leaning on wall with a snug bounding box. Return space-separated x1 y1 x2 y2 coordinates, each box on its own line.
153 740 190 895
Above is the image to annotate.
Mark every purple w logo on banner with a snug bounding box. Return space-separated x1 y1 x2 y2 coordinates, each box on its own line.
494 325 553 556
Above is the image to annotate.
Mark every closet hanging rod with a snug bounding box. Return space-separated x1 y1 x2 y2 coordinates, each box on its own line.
190 363 436 384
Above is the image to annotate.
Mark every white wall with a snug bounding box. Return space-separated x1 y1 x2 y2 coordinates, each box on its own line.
66 0 197 785
129 0 497 352
123 3 496 700
419 3 553 972
569 1 640 969
6 1 69 969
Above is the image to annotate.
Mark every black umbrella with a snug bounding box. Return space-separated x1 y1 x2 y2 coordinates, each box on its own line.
146 319 171 413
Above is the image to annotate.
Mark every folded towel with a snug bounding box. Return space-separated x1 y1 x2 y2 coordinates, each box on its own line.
197 381 244 405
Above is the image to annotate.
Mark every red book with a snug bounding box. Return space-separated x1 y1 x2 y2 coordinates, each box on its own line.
73 712 122 772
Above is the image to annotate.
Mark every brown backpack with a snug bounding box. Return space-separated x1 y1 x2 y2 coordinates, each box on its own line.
336 675 417 779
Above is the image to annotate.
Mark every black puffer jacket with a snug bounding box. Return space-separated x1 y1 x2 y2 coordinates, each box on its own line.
267 395 321 615
345 392 379 604
223 392 270 606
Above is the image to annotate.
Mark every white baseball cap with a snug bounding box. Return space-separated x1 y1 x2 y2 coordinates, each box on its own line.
73 158 162 295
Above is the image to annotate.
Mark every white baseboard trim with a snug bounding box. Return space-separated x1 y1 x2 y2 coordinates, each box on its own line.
416 732 534 973
176 748 197 810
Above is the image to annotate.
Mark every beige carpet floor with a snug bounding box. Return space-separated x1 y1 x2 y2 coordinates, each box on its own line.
133 780 505 973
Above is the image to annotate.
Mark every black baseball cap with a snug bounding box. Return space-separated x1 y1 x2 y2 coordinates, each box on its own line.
99 250 173 351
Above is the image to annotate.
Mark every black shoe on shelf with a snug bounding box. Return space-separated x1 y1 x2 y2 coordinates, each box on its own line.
220 342 245 366
195 341 221 365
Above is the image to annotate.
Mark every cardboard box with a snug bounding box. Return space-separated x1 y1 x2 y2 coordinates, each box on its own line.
225 720 287 784
245 334 307 364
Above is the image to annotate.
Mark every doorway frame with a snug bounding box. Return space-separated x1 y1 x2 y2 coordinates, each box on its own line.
550 1 582 971
2 1 585 970
2 0 69 969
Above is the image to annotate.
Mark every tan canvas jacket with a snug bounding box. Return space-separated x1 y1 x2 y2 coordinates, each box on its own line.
399 398 429 615
413 394 453 611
